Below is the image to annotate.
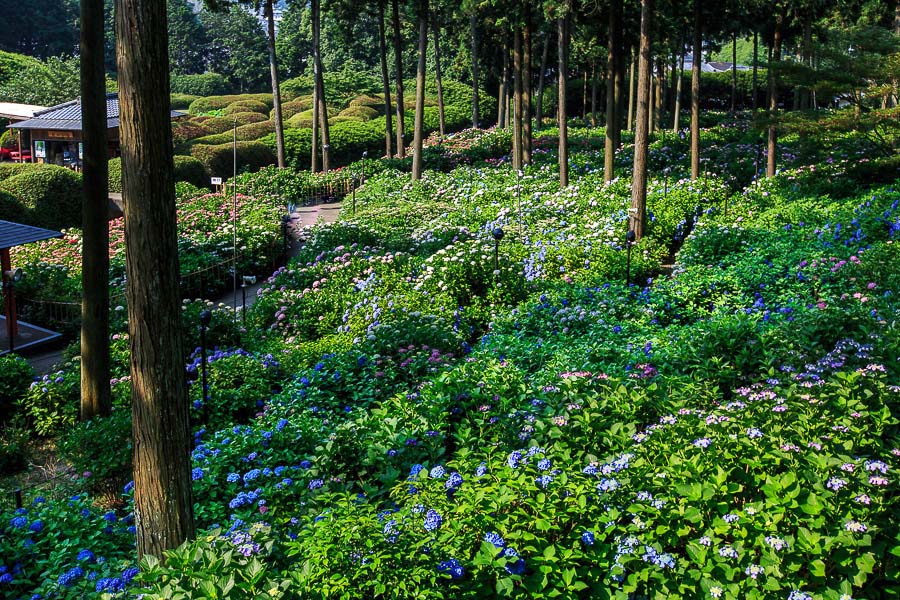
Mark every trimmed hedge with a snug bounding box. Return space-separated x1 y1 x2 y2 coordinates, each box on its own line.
277 96 314 120
193 120 276 145
194 116 237 135
109 155 210 192
0 188 25 222
188 93 274 115
223 100 270 116
0 163 36 181
190 140 276 176
170 93 200 111
170 72 229 97
0 164 82 229
339 106 378 120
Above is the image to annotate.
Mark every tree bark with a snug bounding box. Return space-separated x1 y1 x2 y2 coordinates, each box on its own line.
80 0 110 421
391 0 405 157
604 0 618 182
311 68 319 171
498 44 509 128
432 14 445 136
513 25 523 170
115 0 194 560
752 29 758 112
673 45 684 131
630 0 652 240
730 31 737 112
627 49 635 131
648 55 655 133
378 0 393 157
582 68 588 121
470 15 480 128
654 53 664 132
690 0 701 179
265 0 285 168
557 4 569 187
535 31 549 130
767 13 783 178
411 0 428 181
523 15 533 164
590 61 598 127
313 0 330 171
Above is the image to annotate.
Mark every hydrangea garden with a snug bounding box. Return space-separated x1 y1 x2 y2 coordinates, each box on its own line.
2 119 899 600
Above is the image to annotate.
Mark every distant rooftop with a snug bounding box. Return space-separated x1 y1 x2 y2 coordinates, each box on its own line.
0 103 46 121
8 93 185 131
0 220 62 251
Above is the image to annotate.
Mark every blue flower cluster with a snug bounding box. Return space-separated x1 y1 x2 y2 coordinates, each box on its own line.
436 558 465 579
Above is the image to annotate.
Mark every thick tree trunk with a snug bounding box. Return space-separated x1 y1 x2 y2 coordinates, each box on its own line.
411 1 428 181
432 15 445 136
513 25 523 170
266 0 285 168
311 72 319 171
313 0 330 171
391 0 405 157
630 0 652 240
767 14 783 178
80 0 110 421
523 16 532 164
115 0 194 560
535 32 549 130
470 15 480 128
378 0 393 157
627 49 635 131
673 46 684 131
558 6 569 187
690 0 701 179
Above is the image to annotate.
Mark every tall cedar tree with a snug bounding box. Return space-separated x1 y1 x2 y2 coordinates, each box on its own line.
265 0 285 167
80 0 110 420
604 0 622 181
470 15 480 128
690 0 701 179
391 0 406 157
378 0 394 157
767 10 784 177
557 1 570 187
630 0 653 240
411 0 428 180
115 0 195 559
313 0 331 171
432 14 445 136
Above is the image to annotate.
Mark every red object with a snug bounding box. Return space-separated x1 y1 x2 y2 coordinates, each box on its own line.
0 147 10 161
9 150 31 162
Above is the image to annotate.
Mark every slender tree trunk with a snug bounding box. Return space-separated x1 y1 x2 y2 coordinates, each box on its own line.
313 0 330 171
654 56 663 132
523 15 533 164
627 49 635 131
411 0 428 181
80 0 110 421
266 0 285 168
767 13 784 178
582 68 588 120
391 0 405 157
690 0 701 179
648 56 655 133
378 1 393 157
498 44 509 128
630 0 653 240
535 32 549 130
800 17 812 110
513 25 523 170
432 15 445 136
614 32 625 149
557 4 569 187
311 71 319 171
730 31 737 112
752 29 759 112
591 61 598 127
470 15 480 128
673 46 684 131
604 0 618 182
115 0 194 560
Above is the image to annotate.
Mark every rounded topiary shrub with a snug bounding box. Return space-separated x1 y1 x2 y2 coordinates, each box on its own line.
0 164 82 229
189 94 273 115
0 189 26 221
277 96 314 120
174 155 209 186
223 100 269 116
230 111 268 126
190 140 276 177
0 163 35 181
170 93 199 111
170 72 228 97
339 106 378 121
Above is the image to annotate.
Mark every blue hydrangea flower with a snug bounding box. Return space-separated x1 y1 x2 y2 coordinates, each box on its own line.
308 479 324 490
537 458 552 471
226 473 240 483
484 532 506 548
191 468 204 481
28 520 43 533
58 566 85 587
582 531 595 545
9 516 27 529
77 549 96 563
437 558 465 579
423 509 442 532
445 472 463 490
429 465 446 479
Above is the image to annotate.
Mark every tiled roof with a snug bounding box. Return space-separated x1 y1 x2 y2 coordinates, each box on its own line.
8 94 185 131
0 220 62 251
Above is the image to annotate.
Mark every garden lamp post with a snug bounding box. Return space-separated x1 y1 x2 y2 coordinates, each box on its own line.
625 230 636 287
199 309 211 407
492 227 505 276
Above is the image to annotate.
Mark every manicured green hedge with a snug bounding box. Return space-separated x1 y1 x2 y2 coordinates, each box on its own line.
192 120 276 145
170 93 200 110
0 188 25 222
0 163 36 181
339 106 378 120
188 93 274 115
0 164 82 229
190 140 276 177
277 96 314 120
170 72 229 97
109 155 210 192
223 100 270 116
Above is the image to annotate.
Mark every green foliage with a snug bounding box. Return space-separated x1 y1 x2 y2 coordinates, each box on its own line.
0 354 35 421
188 93 274 116
173 155 209 188
170 72 229 97
21 368 79 437
190 140 276 177
170 93 200 111
0 50 43 86
0 55 80 106
223 100 270 116
57 408 132 492
192 120 276 146
0 164 82 229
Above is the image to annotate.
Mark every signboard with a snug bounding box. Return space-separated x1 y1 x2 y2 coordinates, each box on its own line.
34 140 46 159
211 177 223 185
78 142 83 160
47 131 74 140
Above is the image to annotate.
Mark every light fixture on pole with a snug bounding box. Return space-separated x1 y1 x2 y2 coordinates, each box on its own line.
492 227 505 277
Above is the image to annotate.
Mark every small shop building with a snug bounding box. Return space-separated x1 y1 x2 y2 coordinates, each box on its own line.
7 93 185 169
